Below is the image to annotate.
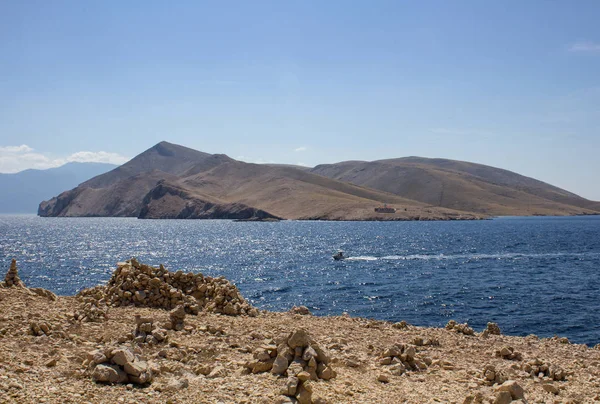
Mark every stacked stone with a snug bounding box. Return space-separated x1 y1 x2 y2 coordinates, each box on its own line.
168 305 185 331
482 364 508 385
246 329 336 404
77 259 258 316
377 343 430 375
86 346 153 385
521 358 566 381
73 297 109 323
2 259 25 288
133 315 168 345
445 320 475 336
495 346 522 361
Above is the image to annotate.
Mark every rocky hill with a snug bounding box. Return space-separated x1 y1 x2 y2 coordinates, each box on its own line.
311 157 600 216
39 142 600 220
39 142 480 221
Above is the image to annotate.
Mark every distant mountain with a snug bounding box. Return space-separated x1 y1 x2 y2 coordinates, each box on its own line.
311 157 600 216
39 142 479 220
0 162 117 213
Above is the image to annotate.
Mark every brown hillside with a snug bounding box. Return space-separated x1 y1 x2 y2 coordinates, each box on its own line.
39 142 479 221
311 158 600 216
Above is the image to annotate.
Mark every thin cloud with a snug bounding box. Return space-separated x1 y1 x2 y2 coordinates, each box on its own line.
568 41 600 53
0 144 34 153
294 146 307 152
0 145 129 173
66 151 129 165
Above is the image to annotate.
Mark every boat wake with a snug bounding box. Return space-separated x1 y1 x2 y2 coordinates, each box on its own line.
344 252 600 261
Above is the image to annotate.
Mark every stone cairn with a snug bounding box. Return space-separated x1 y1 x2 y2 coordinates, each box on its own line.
86 346 153 385
495 346 522 361
377 343 430 376
77 258 258 316
1 259 25 288
521 358 566 381
133 315 168 345
245 329 336 404
445 320 475 336
481 322 501 338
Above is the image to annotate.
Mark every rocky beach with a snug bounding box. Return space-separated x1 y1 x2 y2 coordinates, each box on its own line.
1 259 600 404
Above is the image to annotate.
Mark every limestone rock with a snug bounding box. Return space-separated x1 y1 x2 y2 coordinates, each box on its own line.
495 380 525 400
494 391 512 404
542 383 559 395
289 306 311 315
92 364 128 384
169 305 186 331
486 322 502 335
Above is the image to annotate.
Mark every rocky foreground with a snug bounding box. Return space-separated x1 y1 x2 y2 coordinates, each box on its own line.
1 260 600 404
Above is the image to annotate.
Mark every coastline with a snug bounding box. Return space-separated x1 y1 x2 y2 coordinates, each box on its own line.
1 260 599 403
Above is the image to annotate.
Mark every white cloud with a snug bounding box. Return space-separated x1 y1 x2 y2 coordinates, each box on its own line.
569 41 600 53
66 151 129 165
294 146 307 152
0 144 34 153
0 145 129 173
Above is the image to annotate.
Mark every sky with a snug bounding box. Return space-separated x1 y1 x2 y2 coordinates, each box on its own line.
1 1 599 199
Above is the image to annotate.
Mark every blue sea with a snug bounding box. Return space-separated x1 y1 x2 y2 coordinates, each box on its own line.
1 215 599 345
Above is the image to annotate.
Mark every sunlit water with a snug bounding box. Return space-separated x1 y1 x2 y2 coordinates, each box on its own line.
1 215 599 345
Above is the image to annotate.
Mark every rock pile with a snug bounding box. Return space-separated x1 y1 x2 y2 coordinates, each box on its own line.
495 346 522 361
482 364 508 385
521 358 566 381
73 296 109 323
133 315 168 345
77 259 258 316
86 346 153 385
378 343 430 375
245 329 336 404
1 259 25 288
445 320 475 336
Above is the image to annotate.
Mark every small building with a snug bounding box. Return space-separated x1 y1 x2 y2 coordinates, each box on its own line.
374 204 396 213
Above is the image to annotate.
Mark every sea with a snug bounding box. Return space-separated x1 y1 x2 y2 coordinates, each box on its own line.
1 215 599 346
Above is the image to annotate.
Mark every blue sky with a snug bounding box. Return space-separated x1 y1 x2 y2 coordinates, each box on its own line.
1 1 599 199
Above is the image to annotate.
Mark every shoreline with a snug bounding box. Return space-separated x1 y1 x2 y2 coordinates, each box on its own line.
1 259 600 403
